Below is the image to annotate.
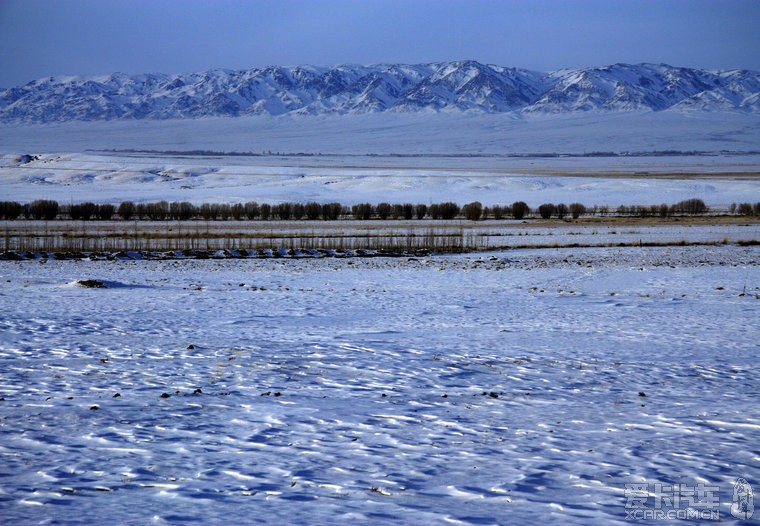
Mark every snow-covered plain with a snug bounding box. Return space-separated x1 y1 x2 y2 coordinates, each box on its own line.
3 111 760 155
2 112 760 208
1 245 759 524
2 110 760 524
1 149 760 209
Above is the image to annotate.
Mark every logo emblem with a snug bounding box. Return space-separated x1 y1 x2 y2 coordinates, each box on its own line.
731 478 754 520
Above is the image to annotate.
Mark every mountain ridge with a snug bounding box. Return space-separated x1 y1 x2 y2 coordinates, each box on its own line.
1 61 759 123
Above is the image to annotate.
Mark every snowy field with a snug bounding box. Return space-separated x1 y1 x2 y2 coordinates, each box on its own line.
2 111 759 524
1 150 760 210
1 244 759 524
2 111 760 209
2 111 760 155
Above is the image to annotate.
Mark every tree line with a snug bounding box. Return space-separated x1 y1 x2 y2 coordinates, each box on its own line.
1 198 757 221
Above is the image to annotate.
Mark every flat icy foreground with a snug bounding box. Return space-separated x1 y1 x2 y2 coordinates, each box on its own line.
1 245 759 524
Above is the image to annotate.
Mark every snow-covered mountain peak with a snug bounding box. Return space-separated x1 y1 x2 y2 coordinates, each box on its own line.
1 62 758 122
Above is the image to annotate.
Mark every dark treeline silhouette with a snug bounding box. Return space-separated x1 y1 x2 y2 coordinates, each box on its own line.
2 198 759 221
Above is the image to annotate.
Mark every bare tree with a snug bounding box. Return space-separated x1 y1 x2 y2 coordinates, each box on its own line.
511 201 529 219
463 201 483 221
538 203 555 219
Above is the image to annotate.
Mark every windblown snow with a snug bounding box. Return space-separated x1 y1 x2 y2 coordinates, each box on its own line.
1 246 758 524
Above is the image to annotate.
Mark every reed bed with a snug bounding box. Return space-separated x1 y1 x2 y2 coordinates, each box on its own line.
3 219 758 254
2 220 476 253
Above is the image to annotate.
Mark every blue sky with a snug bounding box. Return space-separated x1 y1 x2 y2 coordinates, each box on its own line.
1 0 759 86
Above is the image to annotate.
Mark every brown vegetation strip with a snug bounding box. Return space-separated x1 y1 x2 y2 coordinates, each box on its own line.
1 239 758 261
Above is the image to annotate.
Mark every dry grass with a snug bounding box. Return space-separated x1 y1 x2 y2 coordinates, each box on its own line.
2 217 758 254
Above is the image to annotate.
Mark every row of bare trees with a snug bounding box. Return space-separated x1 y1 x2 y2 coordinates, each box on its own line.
112 201 344 221
2 198 757 221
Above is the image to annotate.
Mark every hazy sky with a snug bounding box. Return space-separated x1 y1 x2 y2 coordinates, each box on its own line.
1 0 759 86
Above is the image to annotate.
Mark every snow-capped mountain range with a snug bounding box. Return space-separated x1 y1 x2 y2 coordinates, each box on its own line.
2 61 759 122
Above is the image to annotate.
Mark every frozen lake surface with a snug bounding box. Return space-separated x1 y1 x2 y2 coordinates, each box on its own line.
1 244 759 524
